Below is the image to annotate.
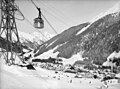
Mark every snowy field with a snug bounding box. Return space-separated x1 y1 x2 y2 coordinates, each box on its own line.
0 63 120 89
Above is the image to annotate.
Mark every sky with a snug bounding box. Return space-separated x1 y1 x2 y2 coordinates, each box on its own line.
0 0 119 35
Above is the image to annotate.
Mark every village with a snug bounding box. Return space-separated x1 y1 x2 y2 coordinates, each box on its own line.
13 49 120 89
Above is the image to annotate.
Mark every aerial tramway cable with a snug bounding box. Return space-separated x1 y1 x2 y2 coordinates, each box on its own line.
41 13 58 34
31 0 44 29
14 3 25 21
30 0 58 35
25 17 48 41
37 0 69 27
37 0 76 27
38 0 70 26
14 0 57 41
16 10 48 41
13 1 48 41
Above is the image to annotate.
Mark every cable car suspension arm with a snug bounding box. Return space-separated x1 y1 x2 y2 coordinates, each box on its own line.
30 0 58 35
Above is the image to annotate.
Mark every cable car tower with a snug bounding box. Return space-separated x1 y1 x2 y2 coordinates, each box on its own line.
0 0 21 65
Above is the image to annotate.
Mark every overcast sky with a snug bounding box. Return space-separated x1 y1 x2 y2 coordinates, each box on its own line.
1 0 119 35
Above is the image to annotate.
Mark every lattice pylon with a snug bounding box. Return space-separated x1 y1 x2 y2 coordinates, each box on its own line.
0 0 21 64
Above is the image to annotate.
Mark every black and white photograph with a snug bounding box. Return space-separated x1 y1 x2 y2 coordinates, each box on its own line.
0 0 120 89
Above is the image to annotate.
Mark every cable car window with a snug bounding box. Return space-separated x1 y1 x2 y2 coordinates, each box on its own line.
34 18 44 29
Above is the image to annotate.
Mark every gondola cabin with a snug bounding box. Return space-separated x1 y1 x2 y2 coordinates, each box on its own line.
34 17 44 29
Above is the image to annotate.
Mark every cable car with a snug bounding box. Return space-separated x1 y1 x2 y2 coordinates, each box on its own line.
34 17 44 29
34 8 44 29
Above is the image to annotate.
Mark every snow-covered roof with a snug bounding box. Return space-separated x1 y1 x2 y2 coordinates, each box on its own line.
107 51 120 61
102 61 116 67
62 53 84 65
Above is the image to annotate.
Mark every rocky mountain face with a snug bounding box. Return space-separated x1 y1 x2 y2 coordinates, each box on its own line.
81 12 120 65
34 23 89 57
34 3 120 65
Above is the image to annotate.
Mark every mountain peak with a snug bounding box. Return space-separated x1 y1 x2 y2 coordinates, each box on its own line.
106 2 120 14
90 2 120 23
34 2 120 65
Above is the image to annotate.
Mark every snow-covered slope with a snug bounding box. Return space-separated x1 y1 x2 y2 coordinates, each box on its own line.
34 22 89 58
107 51 120 61
34 46 59 59
0 61 60 89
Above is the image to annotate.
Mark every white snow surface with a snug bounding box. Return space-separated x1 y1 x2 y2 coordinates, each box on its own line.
0 52 120 89
107 51 120 61
102 61 116 67
35 46 59 59
46 39 57 48
1 57 120 89
2 65 26 76
18 31 54 43
62 53 84 65
35 46 84 65
103 51 120 67
76 23 92 35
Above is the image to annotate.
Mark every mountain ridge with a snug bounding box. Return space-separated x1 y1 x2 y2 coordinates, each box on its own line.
33 3 120 65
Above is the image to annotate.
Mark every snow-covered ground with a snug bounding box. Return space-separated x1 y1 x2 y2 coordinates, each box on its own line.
107 51 120 61
0 58 120 89
62 53 84 65
34 46 59 59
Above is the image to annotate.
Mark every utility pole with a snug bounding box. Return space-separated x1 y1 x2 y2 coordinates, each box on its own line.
0 0 21 65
